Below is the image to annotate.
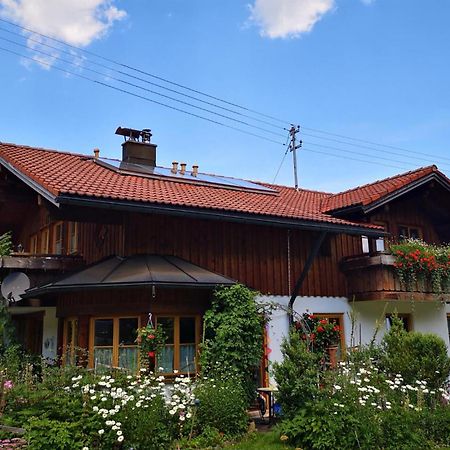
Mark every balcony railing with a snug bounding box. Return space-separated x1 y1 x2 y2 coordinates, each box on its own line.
1 253 84 271
340 253 450 301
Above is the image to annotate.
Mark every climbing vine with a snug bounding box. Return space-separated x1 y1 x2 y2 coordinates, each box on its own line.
200 284 264 402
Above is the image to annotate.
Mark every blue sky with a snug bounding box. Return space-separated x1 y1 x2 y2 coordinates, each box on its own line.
1 0 449 192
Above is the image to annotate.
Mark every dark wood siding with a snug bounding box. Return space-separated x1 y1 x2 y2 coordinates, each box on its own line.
75 212 362 297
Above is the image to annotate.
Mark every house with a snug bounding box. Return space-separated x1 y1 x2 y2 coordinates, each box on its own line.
0 127 449 381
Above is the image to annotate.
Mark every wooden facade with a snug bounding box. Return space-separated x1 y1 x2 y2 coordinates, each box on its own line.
2 159 449 369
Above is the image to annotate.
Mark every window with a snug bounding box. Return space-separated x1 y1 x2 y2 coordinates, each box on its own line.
29 234 38 254
361 236 370 254
63 318 78 366
398 225 422 240
386 314 412 332
40 227 50 254
313 313 345 355
67 222 78 254
53 222 64 254
89 317 140 371
156 316 200 375
373 221 388 252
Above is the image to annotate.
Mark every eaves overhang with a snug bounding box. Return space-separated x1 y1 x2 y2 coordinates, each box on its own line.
324 172 450 217
56 194 385 237
362 173 450 214
0 157 59 207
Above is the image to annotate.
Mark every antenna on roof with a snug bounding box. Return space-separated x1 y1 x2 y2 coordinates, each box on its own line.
289 125 302 190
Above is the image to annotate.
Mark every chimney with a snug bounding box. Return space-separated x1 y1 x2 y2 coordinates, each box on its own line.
93 148 100 159
115 127 157 167
171 161 178 174
192 165 199 177
180 163 186 175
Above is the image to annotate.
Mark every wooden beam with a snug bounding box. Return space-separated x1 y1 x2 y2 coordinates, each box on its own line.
288 231 327 324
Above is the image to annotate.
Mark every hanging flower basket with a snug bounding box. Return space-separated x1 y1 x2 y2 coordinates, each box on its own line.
136 324 166 372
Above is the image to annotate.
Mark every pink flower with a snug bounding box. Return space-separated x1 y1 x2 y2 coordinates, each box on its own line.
3 380 13 390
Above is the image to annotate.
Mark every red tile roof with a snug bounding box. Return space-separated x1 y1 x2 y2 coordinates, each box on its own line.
321 165 449 212
0 142 380 231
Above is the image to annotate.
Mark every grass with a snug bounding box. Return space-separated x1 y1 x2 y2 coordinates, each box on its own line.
228 431 294 450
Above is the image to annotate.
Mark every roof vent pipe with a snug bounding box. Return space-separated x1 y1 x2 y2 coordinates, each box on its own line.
192 165 198 177
93 148 100 159
171 161 178 174
180 163 186 175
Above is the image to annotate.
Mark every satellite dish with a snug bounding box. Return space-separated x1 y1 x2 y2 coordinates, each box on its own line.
1 272 30 303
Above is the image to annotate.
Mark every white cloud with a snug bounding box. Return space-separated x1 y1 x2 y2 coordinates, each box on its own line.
0 0 126 46
249 0 335 39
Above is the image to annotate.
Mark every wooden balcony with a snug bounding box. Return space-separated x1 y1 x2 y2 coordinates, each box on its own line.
340 253 450 302
0 253 84 272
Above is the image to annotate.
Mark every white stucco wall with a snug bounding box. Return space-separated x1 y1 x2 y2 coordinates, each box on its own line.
258 295 353 367
259 295 450 382
353 300 450 348
9 306 58 361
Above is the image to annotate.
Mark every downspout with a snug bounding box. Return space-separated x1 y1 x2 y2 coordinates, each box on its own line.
288 231 328 325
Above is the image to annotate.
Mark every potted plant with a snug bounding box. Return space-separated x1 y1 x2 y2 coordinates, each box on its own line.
295 313 341 367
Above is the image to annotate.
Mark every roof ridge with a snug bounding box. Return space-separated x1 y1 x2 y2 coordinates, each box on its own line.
0 141 332 195
0 141 92 159
328 165 438 198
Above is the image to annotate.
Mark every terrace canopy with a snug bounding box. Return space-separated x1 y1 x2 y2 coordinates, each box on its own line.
22 254 235 298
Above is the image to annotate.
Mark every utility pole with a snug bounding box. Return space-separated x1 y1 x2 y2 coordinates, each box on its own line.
289 125 302 190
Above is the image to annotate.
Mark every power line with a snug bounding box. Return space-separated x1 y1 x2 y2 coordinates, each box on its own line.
301 147 412 171
302 132 450 167
0 45 285 146
0 35 286 139
305 140 450 169
302 125 450 163
0 17 291 127
272 133 291 183
0 42 432 175
1 18 448 169
0 25 286 133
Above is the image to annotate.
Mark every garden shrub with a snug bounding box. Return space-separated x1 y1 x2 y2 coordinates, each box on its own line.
279 400 361 450
200 284 264 403
25 418 88 450
176 426 226 449
379 407 431 450
193 376 248 438
273 331 321 419
381 315 450 389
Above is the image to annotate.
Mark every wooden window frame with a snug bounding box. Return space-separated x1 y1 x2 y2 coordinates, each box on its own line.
29 233 38 255
313 313 346 353
155 315 201 376
53 221 64 255
40 226 50 254
88 316 141 369
398 224 423 241
67 222 79 255
372 220 388 253
62 317 78 366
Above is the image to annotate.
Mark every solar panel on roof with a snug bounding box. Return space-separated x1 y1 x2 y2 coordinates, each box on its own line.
95 158 276 194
